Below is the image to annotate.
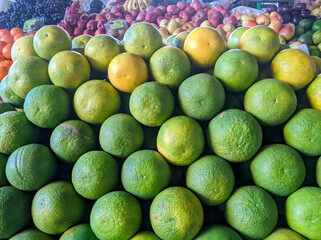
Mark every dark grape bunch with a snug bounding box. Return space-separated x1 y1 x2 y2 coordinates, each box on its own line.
0 0 73 29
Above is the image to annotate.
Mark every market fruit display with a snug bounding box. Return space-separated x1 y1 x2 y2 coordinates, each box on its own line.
0 21 321 240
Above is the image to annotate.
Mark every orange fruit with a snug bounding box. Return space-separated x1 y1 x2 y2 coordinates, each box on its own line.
183 27 226 69
0 60 13 69
1 35 14 44
239 25 280 64
0 29 10 38
0 66 8 81
0 41 6 53
2 44 12 59
10 28 24 37
271 49 317 90
14 34 24 42
108 52 148 93
28 33 35 37
0 54 5 62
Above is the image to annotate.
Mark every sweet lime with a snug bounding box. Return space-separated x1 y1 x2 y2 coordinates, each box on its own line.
60 224 98 240
72 34 92 49
150 187 204 240
214 49 258 92
178 73 225 121
284 108 321 156
307 74 321 111
227 27 249 49
24 85 71 128
186 155 235 206
8 229 53 240
225 185 278 239
90 191 142 240
250 144 306 196
50 120 96 163
129 82 174 127
99 113 144 158
195 224 242 240
149 46 191 88
72 151 118 200
31 181 85 235
157 116 205 166
286 187 321 239
11 36 37 62
5 144 57 191
207 109 263 162
244 78 297 126
0 111 39 154
264 228 307 240
121 150 171 200
73 80 121 125
0 76 24 108
0 102 15 114
130 231 161 240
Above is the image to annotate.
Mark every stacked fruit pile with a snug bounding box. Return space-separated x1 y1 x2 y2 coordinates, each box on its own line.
0 0 73 29
0 22 321 240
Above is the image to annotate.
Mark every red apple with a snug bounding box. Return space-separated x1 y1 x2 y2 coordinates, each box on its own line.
179 10 190 22
130 9 139 18
171 15 179 20
192 18 203 27
83 29 95 36
226 15 238 26
87 20 97 30
185 6 195 15
125 15 135 24
95 28 106 35
123 11 131 18
73 27 84 37
164 13 172 19
220 9 229 17
214 5 224 11
77 20 86 29
158 5 166 13
80 13 89 22
191 0 202 11
115 12 123 18
167 5 180 15
95 14 105 22
256 14 270 25
146 6 155 13
136 12 146 22
97 20 107 29
210 17 221 27
111 6 121 13
145 12 158 23
217 23 224 28
243 20 258 27
212 10 223 19
157 16 165 26
89 13 97 20
177 1 187 10
153 8 163 16
106 12 116 21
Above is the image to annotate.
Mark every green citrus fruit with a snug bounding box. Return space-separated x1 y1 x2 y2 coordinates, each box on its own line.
129 82 174 127
227 27 249 49
31 181 85 235
286 187 321 239
250 144 306 197
130 231 161 240
284 108 321 156
123 22 163 60
50 120 96 163
225 185 278 239
317 156 321 187
150 186 203 240
74 80 121 124
60 224 98 240
172 31 190 50
48 50 90 90
33 25 72 60
207 109 263 162
164 34 176 46
11 36 38 62
0 111 39 154
72 35 92 49
0 186 31 239
239 25 280 64
157 116 204 166
0 102 15 114
214 49 258 92
90 191 142 240
0 76 24 108
264 228 306 240
195 224 242 240
5 144 57 191
24 85 71 128
0 153 7 186
84 35 123 72
186 155 235 206
244 78 297 126
99 113 144 158
312 20 321 32
8 56 50 99
149 46 191 88
72 151 118 200
307 75 321 111
178 73 225 121
299 19 313 31
121 149 171 200
9 229 53 240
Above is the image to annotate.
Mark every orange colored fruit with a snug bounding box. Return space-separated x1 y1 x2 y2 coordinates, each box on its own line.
14 34 24 42
2 44 12 59
0 29 10 38
1 35 14 44
183 27 226 69
10 28 24 37
0 41 6 53
0 60 13 69
0 54 5 62
0 66 8 81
